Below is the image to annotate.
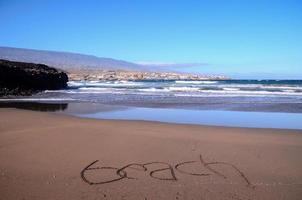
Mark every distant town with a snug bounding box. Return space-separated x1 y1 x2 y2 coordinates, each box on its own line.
68 69 229 81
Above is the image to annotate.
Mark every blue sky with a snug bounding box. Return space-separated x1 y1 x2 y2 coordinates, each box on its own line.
1 0 301 79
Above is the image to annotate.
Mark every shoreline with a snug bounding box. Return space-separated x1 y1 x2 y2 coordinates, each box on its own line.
1 108 302 199
3 107 302 132
2 101 302 130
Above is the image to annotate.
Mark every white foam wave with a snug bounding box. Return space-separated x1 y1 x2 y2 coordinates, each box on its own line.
282 89 296 93
45 80 302 98
259 85 302 90
168 87 200 92
68 81 141 87
138 88 170 92
175 80 218 84
79 87 109 91
216 84 302 90
45 88 122 94
197 90 302 96
68 81 85 87
223 87 240 91
73 87 125 94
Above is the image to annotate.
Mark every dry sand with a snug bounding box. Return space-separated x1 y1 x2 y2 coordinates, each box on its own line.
0 108 302 200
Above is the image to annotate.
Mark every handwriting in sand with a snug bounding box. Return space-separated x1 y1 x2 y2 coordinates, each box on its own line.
81 154 252 187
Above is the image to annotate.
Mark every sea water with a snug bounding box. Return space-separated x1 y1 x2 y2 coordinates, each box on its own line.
1 79 302 129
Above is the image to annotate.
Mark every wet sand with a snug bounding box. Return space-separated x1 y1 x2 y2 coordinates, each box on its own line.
0 108 302 200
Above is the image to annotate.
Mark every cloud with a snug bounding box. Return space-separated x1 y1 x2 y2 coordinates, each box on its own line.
135 61 209 68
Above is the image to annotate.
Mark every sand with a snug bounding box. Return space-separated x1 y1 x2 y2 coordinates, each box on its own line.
0 108 302 200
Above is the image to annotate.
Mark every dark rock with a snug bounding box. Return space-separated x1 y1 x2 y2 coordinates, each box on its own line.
0 59 68 96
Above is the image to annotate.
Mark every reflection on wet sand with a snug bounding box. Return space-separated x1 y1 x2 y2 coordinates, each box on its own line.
0 102 68 112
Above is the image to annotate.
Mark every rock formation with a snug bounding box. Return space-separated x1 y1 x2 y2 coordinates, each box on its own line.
0 59 68 96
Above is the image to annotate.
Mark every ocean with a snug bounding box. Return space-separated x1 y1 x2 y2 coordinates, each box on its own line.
1 79 302 129
59 79 302 99
3 79 302 110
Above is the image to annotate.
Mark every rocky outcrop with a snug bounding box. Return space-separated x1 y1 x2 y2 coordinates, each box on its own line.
0 59 68 96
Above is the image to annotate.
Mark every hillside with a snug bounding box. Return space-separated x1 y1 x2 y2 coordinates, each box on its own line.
0 47 146 71
0 47 229 81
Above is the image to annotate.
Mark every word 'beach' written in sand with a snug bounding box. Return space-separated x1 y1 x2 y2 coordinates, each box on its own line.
81 154 253 188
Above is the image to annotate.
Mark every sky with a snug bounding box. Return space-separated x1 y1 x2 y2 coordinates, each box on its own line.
0 0 302 79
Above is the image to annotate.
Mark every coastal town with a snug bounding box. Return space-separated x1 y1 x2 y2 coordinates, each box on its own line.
67 69 229 81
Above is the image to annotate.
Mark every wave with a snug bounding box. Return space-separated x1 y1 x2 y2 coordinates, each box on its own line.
68 81 85 87
175 80 218 84
220 80 302 85
222 87 240 91
258 85 302 90
45 86 302 96
47 80 302 98
68 81 142 88
138 88 170 92
196 89 302 96
168 87 200 92
79 87 110 91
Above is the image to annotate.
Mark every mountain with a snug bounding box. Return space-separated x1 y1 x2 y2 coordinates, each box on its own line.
0 46 147 71
0 47 229 81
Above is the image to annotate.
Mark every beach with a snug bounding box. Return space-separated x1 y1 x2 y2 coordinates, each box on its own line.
2 1 302 199
1 108 302 200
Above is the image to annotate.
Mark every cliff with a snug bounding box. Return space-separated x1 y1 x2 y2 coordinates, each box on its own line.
0 59 68 96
